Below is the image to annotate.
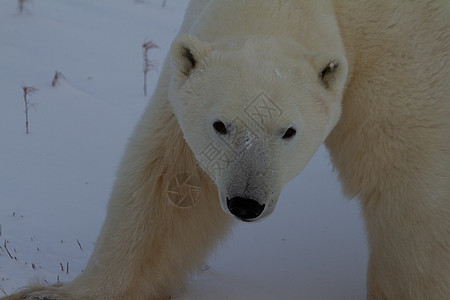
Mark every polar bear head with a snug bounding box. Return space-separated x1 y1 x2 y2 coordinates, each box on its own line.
169 34 348 222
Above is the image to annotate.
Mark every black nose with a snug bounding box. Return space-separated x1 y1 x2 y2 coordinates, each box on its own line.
226 197 265 221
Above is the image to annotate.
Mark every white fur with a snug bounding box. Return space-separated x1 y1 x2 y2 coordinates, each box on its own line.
6 1 449 299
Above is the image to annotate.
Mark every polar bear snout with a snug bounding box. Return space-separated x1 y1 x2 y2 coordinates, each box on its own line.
226 196 265 222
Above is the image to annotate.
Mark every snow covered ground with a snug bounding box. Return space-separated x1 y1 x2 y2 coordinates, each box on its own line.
0 1 368 299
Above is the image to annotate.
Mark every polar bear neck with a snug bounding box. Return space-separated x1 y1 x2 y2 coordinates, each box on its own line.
188 0 345 54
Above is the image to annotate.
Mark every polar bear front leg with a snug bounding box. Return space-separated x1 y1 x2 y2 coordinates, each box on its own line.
363 189 450 300
326 116 450 299
61 99 233 299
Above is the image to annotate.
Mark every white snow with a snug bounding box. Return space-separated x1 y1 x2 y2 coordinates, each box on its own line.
0 1 368 299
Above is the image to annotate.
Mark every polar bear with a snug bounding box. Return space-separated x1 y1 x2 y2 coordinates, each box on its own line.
6 0 449 299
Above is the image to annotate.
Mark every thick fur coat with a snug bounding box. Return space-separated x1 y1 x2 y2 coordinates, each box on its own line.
5 1 449 299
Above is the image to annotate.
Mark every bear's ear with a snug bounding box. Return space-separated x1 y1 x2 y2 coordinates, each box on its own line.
171 34 213 78
310 52 348 90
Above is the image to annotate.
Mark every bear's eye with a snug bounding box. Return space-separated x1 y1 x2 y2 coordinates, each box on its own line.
213 121 228 135
282 127 297 139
